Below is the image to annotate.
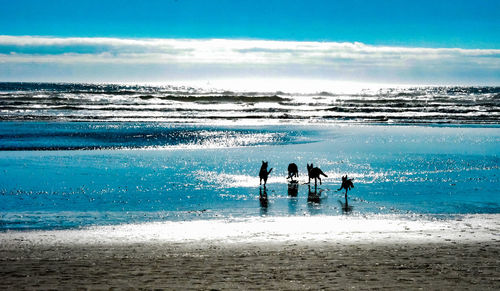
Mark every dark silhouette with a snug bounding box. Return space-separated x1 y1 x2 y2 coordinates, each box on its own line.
259 161 273 186
307 163 328 185
337 175 354 197
307 184 321 203
287 163 299 181
259 186 268 208
338 175 354 214
287 181 298 197
288 185 298 214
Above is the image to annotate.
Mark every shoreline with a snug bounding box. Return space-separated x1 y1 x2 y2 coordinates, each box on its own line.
1 214 499 246
2 215 497 288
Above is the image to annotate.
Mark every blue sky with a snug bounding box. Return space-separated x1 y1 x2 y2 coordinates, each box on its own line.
0 0 499 85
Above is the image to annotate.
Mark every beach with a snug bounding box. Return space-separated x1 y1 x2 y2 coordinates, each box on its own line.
0 215 499 289
2 242 499 290
1 83 499 289
1 0 499 288
0 122 498 289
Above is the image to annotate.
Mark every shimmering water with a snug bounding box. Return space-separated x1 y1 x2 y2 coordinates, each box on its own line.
0 122 498 231
0 82 499 231
1 82 499 124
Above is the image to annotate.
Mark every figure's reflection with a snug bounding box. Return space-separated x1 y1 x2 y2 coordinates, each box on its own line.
259 186 268 214
287 182 298 214
338 195 353 214
307 184 323 215
307 184 321 204
287 182 298 197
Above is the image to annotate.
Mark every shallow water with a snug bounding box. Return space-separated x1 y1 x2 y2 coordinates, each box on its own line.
0 122 498 231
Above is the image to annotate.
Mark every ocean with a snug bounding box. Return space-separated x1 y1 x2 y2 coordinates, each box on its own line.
0 82 499 233
1 82 499 124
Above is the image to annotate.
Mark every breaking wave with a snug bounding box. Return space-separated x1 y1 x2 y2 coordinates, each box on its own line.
0 82 499 124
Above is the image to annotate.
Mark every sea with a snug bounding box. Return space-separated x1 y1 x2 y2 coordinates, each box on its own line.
0 82 499 235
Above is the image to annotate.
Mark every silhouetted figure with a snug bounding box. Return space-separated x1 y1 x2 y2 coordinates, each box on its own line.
287 163 299 182
287 181 298 197
259 186 268 208
307 184 321 204
307 163 328 185
259 161 273 186
338 175 354 214
337 175 354 198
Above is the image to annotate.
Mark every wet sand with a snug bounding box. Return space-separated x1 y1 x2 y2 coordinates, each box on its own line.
1 241 499 290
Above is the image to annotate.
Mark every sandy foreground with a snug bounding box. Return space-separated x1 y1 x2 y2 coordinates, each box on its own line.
0 241 499 290
1 215 499 289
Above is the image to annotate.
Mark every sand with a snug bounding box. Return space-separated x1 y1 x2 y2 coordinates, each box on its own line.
0 240 498 290
1 215 499 289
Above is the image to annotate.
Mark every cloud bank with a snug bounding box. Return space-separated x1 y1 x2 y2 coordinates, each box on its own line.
0 35 499 85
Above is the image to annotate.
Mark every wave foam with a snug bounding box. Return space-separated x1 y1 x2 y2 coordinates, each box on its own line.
1 214 498 246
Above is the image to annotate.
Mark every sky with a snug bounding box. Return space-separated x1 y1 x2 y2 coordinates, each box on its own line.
0 0 499 86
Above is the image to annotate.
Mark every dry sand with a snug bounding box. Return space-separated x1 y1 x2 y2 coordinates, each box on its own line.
1 241 499 290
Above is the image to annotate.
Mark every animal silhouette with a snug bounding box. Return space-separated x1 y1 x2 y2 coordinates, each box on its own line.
338 175 354 214
307 163 328 185
287 163 299 181
259 161 273 185
338 175 354 196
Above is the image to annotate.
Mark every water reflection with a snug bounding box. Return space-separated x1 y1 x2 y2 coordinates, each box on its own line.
287 182 298 214
338 194 353 214
307 185 322 215
307 185 321 204
287 182 298 197
259 186 268 215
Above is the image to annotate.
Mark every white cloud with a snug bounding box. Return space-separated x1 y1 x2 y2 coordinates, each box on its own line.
1 35 498 64
0 35 498 84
